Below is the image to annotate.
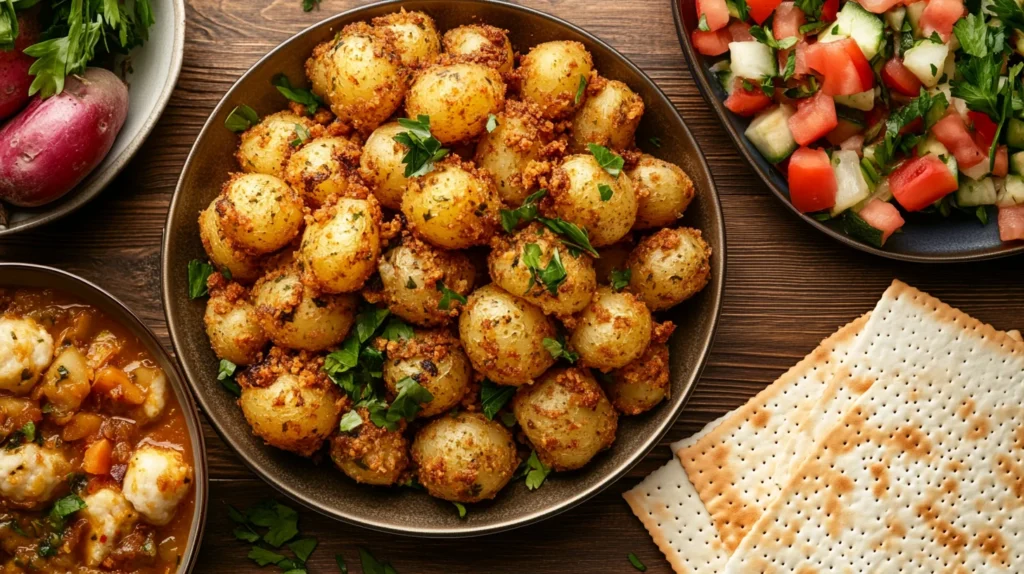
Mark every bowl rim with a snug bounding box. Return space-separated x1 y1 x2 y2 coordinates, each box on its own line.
0 0 187 237
0 261 208 572
669 0 1024 263
161 0 726 538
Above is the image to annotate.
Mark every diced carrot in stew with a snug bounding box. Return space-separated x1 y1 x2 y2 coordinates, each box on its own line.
83 438 113 475
62 412 104 442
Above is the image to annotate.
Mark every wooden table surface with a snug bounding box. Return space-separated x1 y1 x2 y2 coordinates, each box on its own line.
3 0 1024 572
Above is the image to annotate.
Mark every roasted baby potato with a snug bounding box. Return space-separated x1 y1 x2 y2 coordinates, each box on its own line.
405 63 506 145
373 233 476 326
604 342 670 415
441 24 514 74
570 286 652 372
628 155 695 230
299 196 382 293
252 264 359 352
204 283 268 365
284 136 363 207
372 10 441 68
402 159 500 249
518 40 594 119
474 100 556 205
198 202 263 283
330 408 410 486
237 111 316 177
548 154 636 247
627 228 711 311
381 330 471 418
215 173 305 254
569 78 644 152
359 122 411 210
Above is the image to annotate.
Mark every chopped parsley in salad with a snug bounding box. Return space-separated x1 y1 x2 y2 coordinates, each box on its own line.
692 0 1024 246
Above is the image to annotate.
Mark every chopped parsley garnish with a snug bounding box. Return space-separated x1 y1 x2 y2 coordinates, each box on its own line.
217 359 241 397
436 281 467 310
542 335 578 364
749 24 798 50
290 123 311 148
648 137 662 148
50 494 87 528
953 13 989 58
187 260 215 299
628 552 648 572
500 189 547 233
367 377 433 431
359 548 399 574
794 0 824 19
730 0 750 21
598 183 613 201
452 502 467 519
610 268 632 291
225 105 260 133
953 55 1002 119
272 74 323 115
381 317 414 342
536 217 600 257
486 113 499 133
393 115 449 177
338 410 363 433
575 74 588 104
697 14 710 32
18 421 35 443
522 244 567 295
521 451 552 490
587 143 625 178
480 379 516 420
302 0 320 12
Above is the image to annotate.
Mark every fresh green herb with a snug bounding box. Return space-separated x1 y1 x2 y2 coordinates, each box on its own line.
798 21 829 35
393 115 449 177
452 502 467 519
233 525 260 543
628 553 648 572
871 90 940 171
649 137 662 148
953 12 989 57
759 75 776 98
381 317 414 342
575 74 588 104
225 105 260 133
217 359 241 397
248 546 286 567
290 123 311 148
523 451 552 490
368 378 433 431
698 13 709 31
598 183 613 201
610 268 632 291
486 113 499 133
0 0 17 51
587 143 625 178
731 0 750 21
500 189 546 232
336 555 349 573
522 244 567 295
794 0 824 19
405 277 417 289
952 55 1002 119
990 0 1024 32
783 76 819 100
782 49 797 81
436 281 467 310
536 217 600 257
749 24 798 50
272 74 323 115
359 548 399 574
542 335 578 364
976 205 990 225
338 410 363 433
302 0 320 12
18 421 34 443
288 538 317 563
480 380 516 420
988 63 1022 167
248 501 300 548
500 411 517 427
187 260 215 299
49 494 86 528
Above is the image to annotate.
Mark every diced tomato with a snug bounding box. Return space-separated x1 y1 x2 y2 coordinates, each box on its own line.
931 113 987 169
840 134 866 154
806 39 874 96
788 92 839 146
858 199 905 245
920 0 964 42
696 0 731 31
900 117 924 136
881 58 923 97
788 147 837 212
774 2 806 40
968 111 998 150
856 0 905 13
724 78 773 116
728 20 755 41
998 205 1024 241
747 0 783 24
825 119 865 146
822 0 840 20
890 154 959 211
692 28 732 56
994 145 1009 177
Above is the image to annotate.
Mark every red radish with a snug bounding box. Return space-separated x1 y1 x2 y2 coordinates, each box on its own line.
881 58 923 97
728 20 755 41
890 154 959 211
692 28 732 56
998 205 1024 241
0 9 39 121
931 113 987 169
696 0 731 31
806 39 874 96
774 2 806 40
747 0 783 24
0 68 129 207
724 78 773 116
788 91 838 146
920 0 965 41
858 199 905 245
788 147 837 212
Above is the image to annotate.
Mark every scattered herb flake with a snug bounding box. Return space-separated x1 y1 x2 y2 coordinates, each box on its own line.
628 552 648 572
587 143 625 178
523 451 552 490
486 113 499 133
187 260 215 299
610 268 632 291
436 281 468 310
598 183 613 201
272 74 323 115
542 335 578 364
338 410 363 433
575 74 588 104
480 380 516 420
225 105 260 133
393 115 449 177
452 502 467 519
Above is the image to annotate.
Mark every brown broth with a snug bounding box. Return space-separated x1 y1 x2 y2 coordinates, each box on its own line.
0 288 196 573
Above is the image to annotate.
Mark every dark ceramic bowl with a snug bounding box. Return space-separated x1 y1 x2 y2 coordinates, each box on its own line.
0 263 207 572
161 0 724 537
671 0 1024 262
0 0 185 236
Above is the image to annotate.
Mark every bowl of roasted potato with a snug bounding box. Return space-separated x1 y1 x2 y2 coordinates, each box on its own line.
161 0 724 536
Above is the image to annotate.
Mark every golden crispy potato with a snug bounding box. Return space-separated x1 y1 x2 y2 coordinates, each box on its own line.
627 228 711 311
198 203 263 283
628 155 695 230
405 63 506 145
305 23 406 132
604 343 670 415
458 284 557 387
570 286 652 372
548 154 636 247
373 233 475 327
252 264 359 352
382 330 471 418
204 284 268 365
237 349 342 457
512 367 617 471
402 159 500 249
569 78 644 152
359 122 410 210
284 136 363 207
215 173 304 254
518 41 594 119
487 223 597 317
441 24 514 74
237 111 316 177
411 412 518 502
299 196 382 293
372 10 440 68
474 100 556 205
330 408 409 486
593 242 633 285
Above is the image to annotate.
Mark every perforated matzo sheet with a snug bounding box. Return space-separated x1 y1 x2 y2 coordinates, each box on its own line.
723 281 1024 573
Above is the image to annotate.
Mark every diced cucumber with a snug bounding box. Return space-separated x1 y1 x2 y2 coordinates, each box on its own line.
835 90 876 111
855 179 894 211
905 1 927 36
729 42 776 79
917 140 959 179
726 0 742 19
863 143 878 164
997 175 1024 206
842 210 886 248
925 93 948 127
1010 151 1024 174
1007 118 1024 149
709 60 736 94
818 1 885 60
884 6 906 31
962 158 991 181
956 177 997 206
902 40 949 88
745 105 798 164
831 150 872 216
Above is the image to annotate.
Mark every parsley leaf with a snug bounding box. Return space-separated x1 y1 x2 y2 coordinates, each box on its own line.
628 552 648 572
730 0 750 21
370 378 433 431
500 189 546 232
436 281 467 310
542 335 578 364
452 502 467 518
49 494 86 528
249 502 299 548
217 359 241 397
381 318 414 342
749 24 797 51
0 0 17 51
225 104 259 133
953 13 989 58
988 62 1023 167
610 268 631 291
486 113 498 133
248 546 286 567
976 205 990 225
989 0 1024 32
782 50 797 81
587 143 625 178
393 115 449 177
523 451 552 490
272 74 322 115
287 538 317 563
359 548 398 574
794 0 824 19
18 421 34 443
523 244 567 295
290 123 311 148
575 74 588 104
952 55 1002 119
338 410 363 433
480 379 516 420
536 217 600 257
698 13 709 31
187 259 215 299
233 525 260 543
598 183 613 201
302 0 320 12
